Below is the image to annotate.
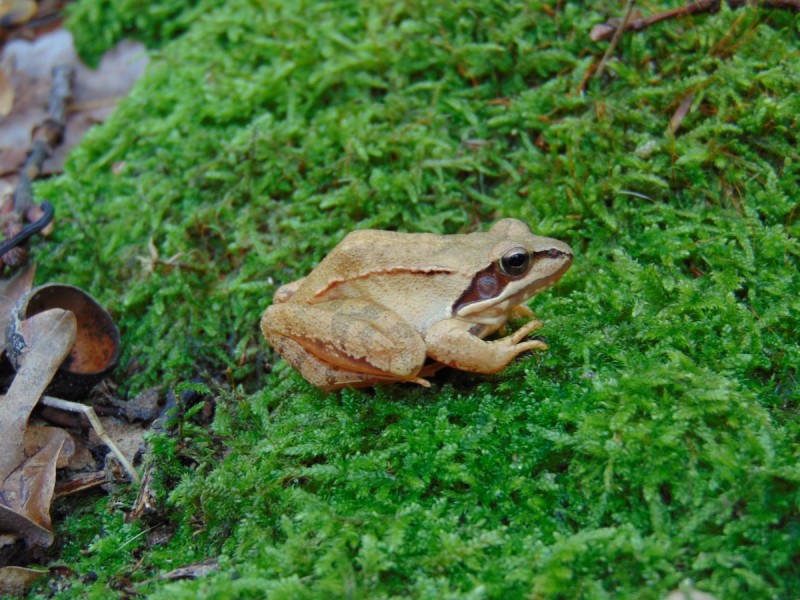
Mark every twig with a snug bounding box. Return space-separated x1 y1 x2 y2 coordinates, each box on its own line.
40 395 141 485
2 65 73 269
15 66 72 210
0 202 54 257
594 0 636 80
591 0 800 42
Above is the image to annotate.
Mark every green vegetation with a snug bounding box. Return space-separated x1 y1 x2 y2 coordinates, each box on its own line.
28 0 799 597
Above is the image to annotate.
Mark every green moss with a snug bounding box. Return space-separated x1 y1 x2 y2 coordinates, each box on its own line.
66 0 219 67
28 0 800 598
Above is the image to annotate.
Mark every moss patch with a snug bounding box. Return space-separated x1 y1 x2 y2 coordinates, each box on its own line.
29 0 800 598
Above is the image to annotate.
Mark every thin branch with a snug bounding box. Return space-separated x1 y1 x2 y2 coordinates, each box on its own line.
590 0 800 43
2 65 73 269
40 395 141 485
15 65 72 211
594 0 636 80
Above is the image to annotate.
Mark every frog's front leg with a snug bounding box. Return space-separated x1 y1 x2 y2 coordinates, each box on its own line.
261 299 428 390
424 318 547 374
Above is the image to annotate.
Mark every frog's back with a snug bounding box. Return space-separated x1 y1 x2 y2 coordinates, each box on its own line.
294 230 449 299
331 229 456 273
290 229 494 331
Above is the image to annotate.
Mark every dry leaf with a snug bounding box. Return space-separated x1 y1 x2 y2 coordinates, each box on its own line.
0 29 148 176
0 502 52 548
0 0 37 27
0 427 70 546
23 426 75 469
0 67 13 117
0 309 76 482
0 310 77 548
0 565 48 595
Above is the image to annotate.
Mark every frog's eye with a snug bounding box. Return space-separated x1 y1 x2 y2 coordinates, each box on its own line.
499 248 530 277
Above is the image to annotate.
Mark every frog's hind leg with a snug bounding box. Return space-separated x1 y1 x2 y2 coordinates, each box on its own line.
261 299 428 390
267 334 429 391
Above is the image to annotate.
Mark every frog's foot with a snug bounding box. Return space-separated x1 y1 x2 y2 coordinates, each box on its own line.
425 317 547 374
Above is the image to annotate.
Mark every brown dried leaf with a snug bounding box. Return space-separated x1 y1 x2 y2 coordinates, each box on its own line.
0 565 48 595
60 435 94 472
116 386 163 422
0 67 13 117
590 23 616 42
0 0 37 27
0 505 51 546
0 29 148 176
24 426 74 469
0 308 76 482
0 427 69 546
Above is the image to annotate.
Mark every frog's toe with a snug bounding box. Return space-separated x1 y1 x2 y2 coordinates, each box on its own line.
509 319 544 343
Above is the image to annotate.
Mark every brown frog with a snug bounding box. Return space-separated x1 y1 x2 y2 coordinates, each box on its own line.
261 219 573 390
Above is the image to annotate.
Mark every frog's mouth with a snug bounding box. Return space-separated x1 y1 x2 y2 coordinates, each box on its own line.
453 249 573 324
519 250 573 296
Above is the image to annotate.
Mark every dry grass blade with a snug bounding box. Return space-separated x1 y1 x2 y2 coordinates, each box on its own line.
669 93 695 134
594 0 637 80
40 396 140 484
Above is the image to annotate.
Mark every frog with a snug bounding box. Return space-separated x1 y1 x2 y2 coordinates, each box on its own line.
261 218 573 391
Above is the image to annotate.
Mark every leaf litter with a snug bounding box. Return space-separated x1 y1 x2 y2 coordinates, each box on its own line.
0 271 148 594
0 14 153 589
0 27 147 177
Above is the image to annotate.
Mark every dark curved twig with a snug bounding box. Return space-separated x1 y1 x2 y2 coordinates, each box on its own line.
0 201 54 258
2 65 72 269
594 0 636 80
591 0 800 42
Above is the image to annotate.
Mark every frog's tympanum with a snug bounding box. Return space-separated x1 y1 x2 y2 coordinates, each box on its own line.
261 219 573 391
